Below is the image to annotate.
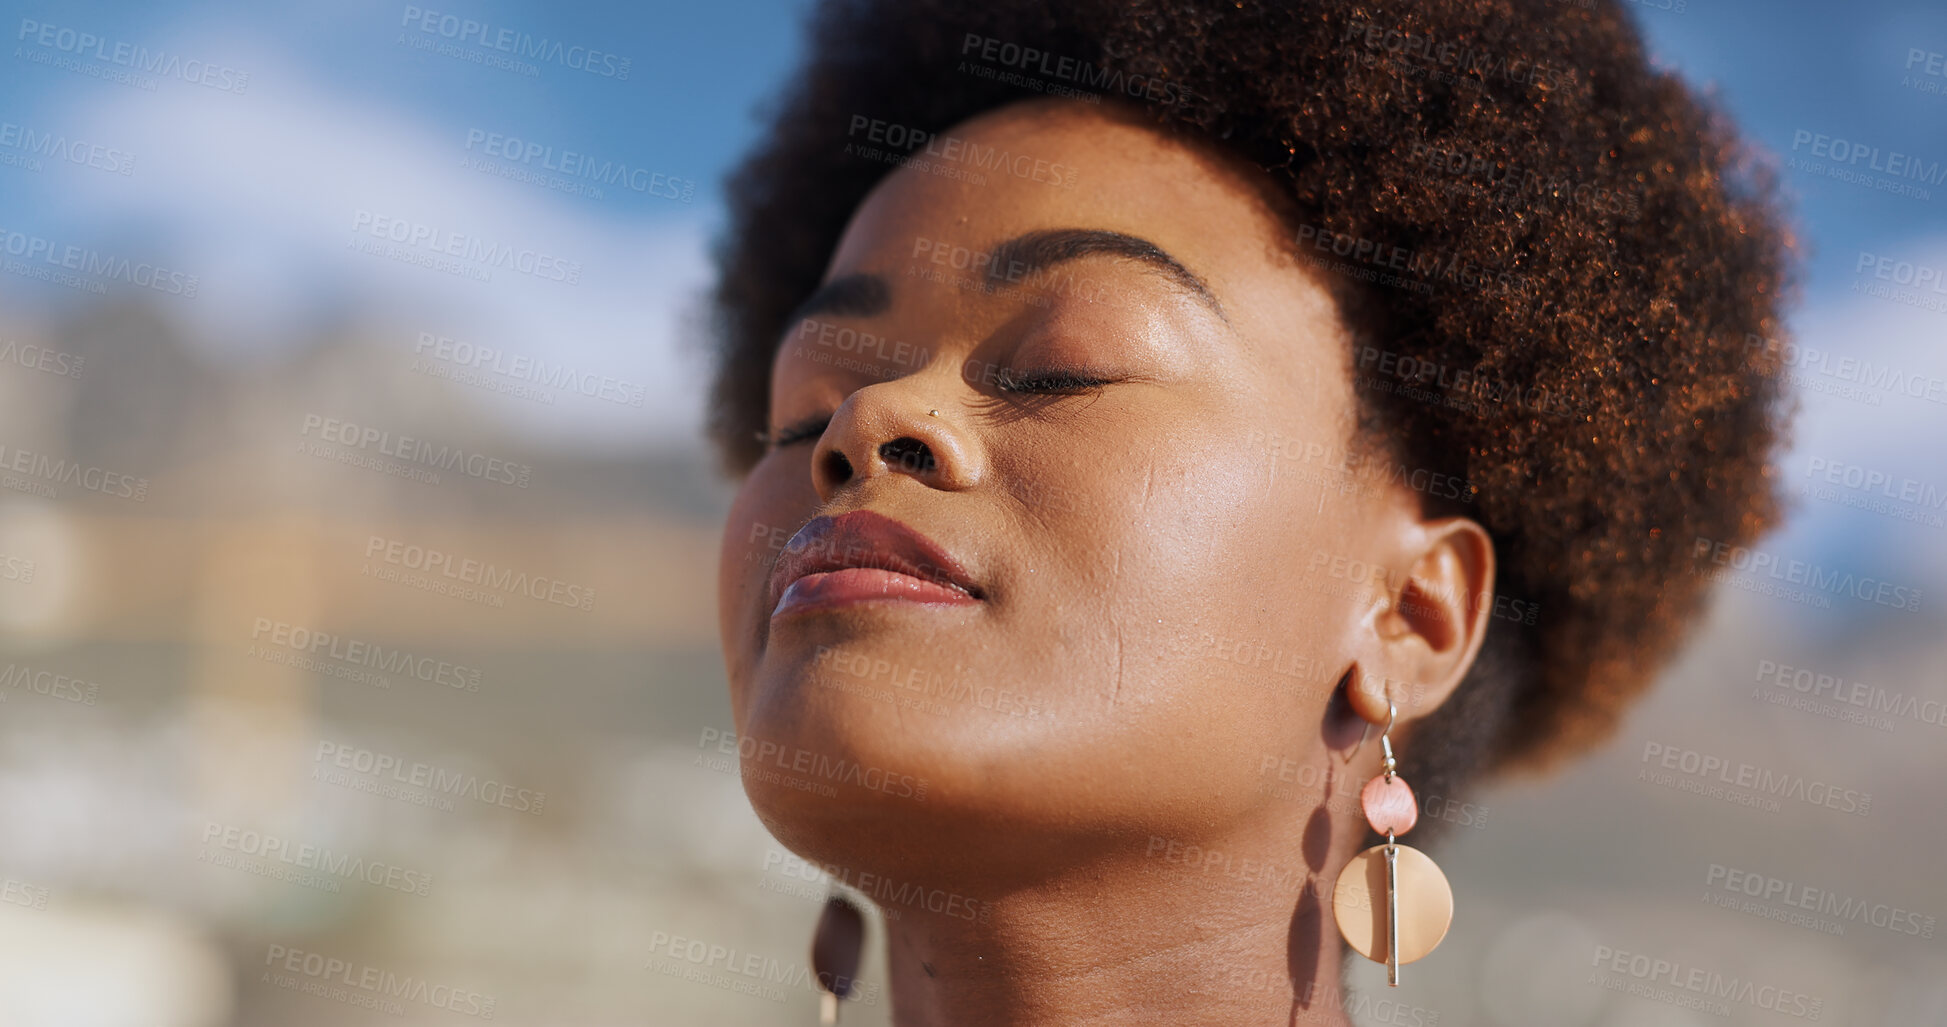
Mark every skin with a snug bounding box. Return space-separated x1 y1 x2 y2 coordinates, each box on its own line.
716 98 1495 1026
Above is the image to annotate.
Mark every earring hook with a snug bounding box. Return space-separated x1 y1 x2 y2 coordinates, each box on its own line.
1379 701 1397 780
1351 699 1399 772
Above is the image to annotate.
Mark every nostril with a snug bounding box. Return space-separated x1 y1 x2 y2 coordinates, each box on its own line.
821 449 853 485
879 437 935 475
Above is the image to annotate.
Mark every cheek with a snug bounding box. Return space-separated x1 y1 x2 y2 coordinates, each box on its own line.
1064 437 1344 651
1010 430 1346 732
1056 442 1361 814
716 461 819 710
945 441 1348 830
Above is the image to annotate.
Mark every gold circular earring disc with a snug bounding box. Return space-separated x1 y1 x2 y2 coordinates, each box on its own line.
1332 843 1454 964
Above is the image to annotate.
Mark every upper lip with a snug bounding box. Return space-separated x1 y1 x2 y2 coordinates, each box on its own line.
767 510 985 611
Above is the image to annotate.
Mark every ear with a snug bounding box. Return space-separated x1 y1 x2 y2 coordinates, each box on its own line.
1344 514 1496 728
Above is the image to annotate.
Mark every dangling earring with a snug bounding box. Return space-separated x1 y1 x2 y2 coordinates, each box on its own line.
1331 697 1454 986
810 891 865 1024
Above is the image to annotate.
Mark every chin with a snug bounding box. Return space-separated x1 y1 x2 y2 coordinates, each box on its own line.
736 659 964 859
731 652 1079 886
734 654 1273 896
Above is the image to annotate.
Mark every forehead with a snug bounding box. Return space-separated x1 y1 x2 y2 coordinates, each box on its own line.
827 100 1292 305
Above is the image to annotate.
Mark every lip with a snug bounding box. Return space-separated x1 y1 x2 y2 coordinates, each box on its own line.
767 510 985 619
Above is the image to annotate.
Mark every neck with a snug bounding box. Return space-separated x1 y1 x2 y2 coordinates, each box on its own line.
875 813 1368 1027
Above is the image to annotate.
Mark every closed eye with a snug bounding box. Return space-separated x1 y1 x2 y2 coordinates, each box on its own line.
993 368 1116 394
767 414 831 448
765 368 1114 448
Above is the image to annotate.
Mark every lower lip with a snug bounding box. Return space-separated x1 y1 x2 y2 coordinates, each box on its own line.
771 568 981 618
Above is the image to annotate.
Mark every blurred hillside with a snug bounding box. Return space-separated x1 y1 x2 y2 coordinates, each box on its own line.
0 292 1942 1027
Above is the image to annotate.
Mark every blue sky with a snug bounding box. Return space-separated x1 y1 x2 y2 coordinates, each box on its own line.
6 0 1942 273
5 0 814 219
1628 0 1947 288
1 0 1942 487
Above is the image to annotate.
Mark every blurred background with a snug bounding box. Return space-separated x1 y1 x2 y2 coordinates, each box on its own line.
0 0 1942 1024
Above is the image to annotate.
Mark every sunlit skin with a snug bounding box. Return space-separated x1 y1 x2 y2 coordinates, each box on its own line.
716 98 1496 1027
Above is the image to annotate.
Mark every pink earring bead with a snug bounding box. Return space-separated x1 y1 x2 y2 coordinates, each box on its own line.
1361 774 1418 836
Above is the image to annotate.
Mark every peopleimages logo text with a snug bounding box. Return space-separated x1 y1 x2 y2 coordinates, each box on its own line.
959 33 1197 107
1692 536 1922 612
462 130 690 200
250 618 482 692
349 210 582 285
1790 130 1947 187
0 121 135 174
315 741 545 814
413 332 647 407
1640 741 1871 815
300 414 532 488
264 944 496 1018
400 6 629 79
202 822 434 896
0 227 198 295
16 19 250 91
363 536 596 612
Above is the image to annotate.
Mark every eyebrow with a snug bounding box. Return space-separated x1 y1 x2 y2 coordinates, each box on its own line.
786 272 891 324
984 228 1227 321
784 227 1228 329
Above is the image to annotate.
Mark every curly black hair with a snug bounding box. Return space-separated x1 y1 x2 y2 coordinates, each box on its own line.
704 0 1797 820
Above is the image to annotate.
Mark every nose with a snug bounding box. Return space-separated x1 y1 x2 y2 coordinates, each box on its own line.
811 388 979 502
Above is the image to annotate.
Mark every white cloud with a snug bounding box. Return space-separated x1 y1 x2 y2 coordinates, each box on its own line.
1764 237 1947 585
25 34 716 451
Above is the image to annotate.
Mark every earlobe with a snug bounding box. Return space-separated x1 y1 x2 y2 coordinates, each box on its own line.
1341 658 1399 728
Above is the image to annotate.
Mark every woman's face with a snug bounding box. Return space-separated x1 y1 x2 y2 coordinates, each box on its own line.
717 99 1435 883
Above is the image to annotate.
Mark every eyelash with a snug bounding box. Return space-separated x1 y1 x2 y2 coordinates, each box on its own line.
764 369 1114 448
769 417 829 448
993 368 1115 394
